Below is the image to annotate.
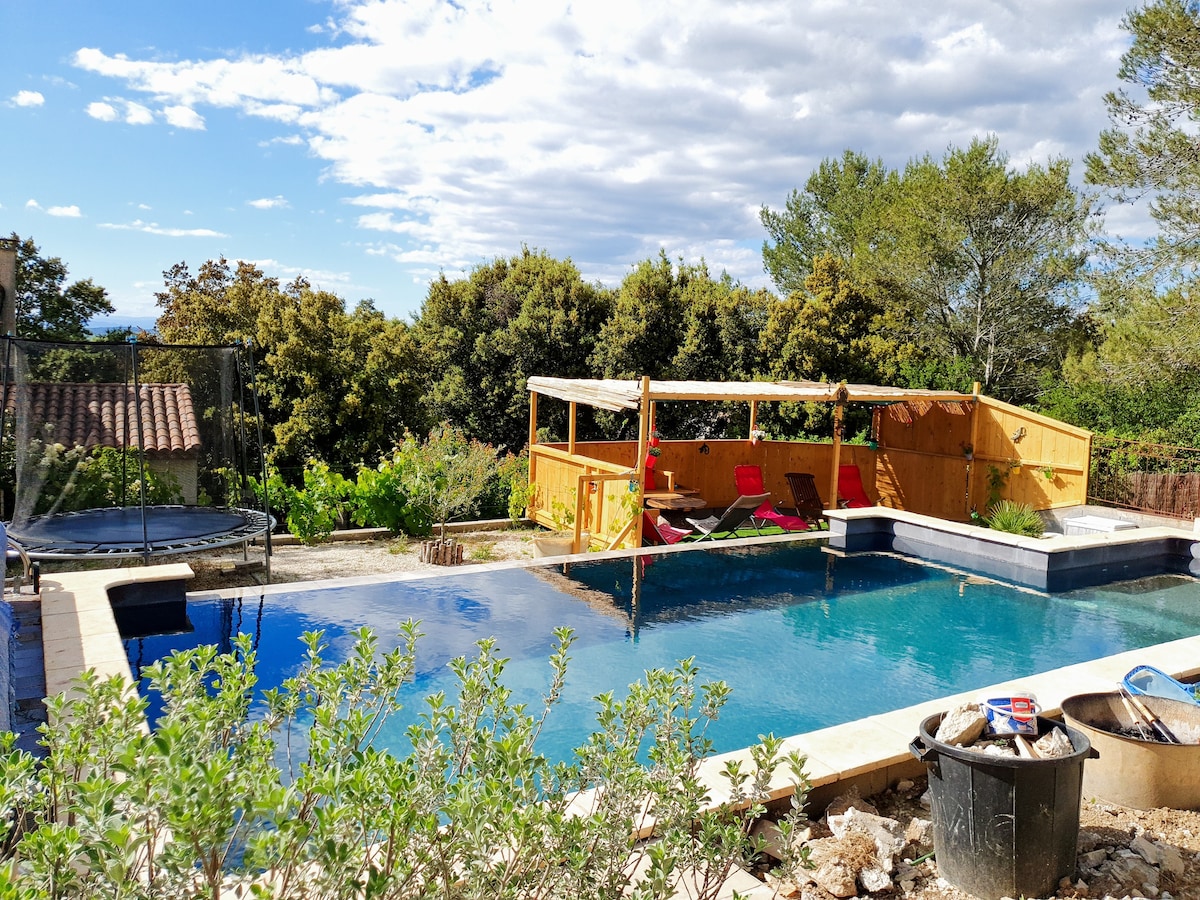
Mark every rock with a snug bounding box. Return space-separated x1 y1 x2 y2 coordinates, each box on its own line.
904 816 933 850
1077 829 1109 852
813 859 859 897
935 703 987 746
859 865 893 893
1132 834 1162 866
1159 844 1185 877
823 786 879 821
1079 848 1109 868
975 740 1017 756
827 808 906 872
1034 726 1074 758
1101 853 1160 891
895 779 915 792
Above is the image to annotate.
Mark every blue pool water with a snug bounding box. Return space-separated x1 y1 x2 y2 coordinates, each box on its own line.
126 543 1200 761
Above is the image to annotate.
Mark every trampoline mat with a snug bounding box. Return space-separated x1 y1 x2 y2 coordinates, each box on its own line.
9 506 272 559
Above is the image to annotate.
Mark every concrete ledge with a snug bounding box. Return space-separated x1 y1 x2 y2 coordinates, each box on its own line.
827 507 1199 590
265 518 522 547
41 564 194 707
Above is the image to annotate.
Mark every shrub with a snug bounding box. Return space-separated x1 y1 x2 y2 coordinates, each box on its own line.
0 627 811 899
986 499 1045 537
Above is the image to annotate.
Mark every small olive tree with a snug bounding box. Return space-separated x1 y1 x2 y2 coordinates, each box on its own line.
0 627 811 899
396 424 499 541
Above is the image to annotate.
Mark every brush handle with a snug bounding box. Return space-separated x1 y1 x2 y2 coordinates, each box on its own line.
1123 688 1179 743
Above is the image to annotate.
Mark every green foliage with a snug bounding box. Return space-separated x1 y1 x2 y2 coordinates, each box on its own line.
12 234 114 341
761 138 1095 403
984 464 1009 509
154 258 427 474
350 451 431 536
760 150 897 295
393 424 499 539
413 248 612 450
0 627 811 899
274 459 352 543
1086 0 1200 271
21 443 183 515
985 499 1046 537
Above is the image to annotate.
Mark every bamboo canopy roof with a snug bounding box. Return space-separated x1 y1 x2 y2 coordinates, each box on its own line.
526 376 976 411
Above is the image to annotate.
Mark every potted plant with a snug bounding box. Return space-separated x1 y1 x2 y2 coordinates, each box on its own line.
1041 465 1055 481
532 490 581 557
1009 459 1022 475
961 442 974 462
644 445 662 490
749 428 766 446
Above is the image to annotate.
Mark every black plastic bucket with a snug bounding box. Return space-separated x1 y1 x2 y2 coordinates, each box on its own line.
910 712 1097 900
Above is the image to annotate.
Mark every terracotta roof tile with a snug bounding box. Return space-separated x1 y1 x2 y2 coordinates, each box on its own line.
5 383 201 455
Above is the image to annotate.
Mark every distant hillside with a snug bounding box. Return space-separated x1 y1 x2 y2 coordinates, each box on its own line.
88 316 158 336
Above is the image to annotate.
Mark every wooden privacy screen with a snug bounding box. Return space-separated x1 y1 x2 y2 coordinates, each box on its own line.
875 396 1090 519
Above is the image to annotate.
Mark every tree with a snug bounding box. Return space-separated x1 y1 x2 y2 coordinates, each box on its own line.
11 234 113 340
759 151 896 295
154 258 425 474
882 137 1095 400
757 255 896 435
1086 0 1200 271
412 248 612 450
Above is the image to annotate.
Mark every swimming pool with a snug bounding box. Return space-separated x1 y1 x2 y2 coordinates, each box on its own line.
126 543 1200 762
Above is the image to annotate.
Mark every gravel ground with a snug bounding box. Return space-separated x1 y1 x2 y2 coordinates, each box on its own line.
55 530 1200 899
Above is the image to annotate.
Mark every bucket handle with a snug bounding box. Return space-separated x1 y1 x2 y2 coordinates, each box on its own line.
909 736 940 775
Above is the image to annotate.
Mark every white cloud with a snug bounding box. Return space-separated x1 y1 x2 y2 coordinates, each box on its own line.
25 199 82 217
124 101 154 125
163 105 205 129
248 195 289 209
71 0 1136 294
98 219 227 238
12 90 44 107
86 101 119 121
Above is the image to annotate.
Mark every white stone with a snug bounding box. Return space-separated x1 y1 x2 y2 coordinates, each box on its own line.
827 808 906 873
859 865 893 893
813 860 858 898
935 703 987 746
823 787 879 820
895 779 915 792
1080 848 1109 868
1034 726 1075 758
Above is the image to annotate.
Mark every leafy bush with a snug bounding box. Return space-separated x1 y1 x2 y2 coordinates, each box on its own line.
0 627 810 898
275 459 352 543
985 499 1045 536
394 424 498 539
350 451 433 535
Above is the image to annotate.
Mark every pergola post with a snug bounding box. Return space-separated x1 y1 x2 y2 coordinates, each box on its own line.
635 376 651 545
966 381 982 516
568 401 577 454
749 399 758 435
830 403 849 513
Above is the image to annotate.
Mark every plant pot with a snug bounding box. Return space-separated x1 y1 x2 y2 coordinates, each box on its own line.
1061 692 1200 810
532 533 576 558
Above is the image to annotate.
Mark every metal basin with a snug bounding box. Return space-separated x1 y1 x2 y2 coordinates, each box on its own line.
1061 692 1200 810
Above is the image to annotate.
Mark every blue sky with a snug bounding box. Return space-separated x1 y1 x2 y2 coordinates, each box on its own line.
2 0 1140 322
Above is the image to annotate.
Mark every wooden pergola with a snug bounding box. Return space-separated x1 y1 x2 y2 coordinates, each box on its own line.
527 376 982 549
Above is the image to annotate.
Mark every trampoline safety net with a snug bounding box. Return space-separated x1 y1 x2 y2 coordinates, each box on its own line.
2 338 272 560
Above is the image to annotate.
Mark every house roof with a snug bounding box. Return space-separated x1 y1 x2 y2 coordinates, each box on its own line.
5 383 202 455
526 377 975 412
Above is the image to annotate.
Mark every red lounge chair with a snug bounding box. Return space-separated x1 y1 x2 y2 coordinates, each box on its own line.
732 465 810 532
642 511 692 545
837 464 874 508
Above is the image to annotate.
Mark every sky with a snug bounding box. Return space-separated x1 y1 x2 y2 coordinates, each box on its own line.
1 0 1143 322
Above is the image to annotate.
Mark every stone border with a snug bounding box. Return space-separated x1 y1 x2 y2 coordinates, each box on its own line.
827 507 1200 591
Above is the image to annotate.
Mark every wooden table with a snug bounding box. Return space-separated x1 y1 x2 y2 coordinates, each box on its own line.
644 487 706 511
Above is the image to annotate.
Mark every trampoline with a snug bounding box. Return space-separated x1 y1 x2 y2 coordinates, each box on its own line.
8 506 272 559
2 337 274 571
